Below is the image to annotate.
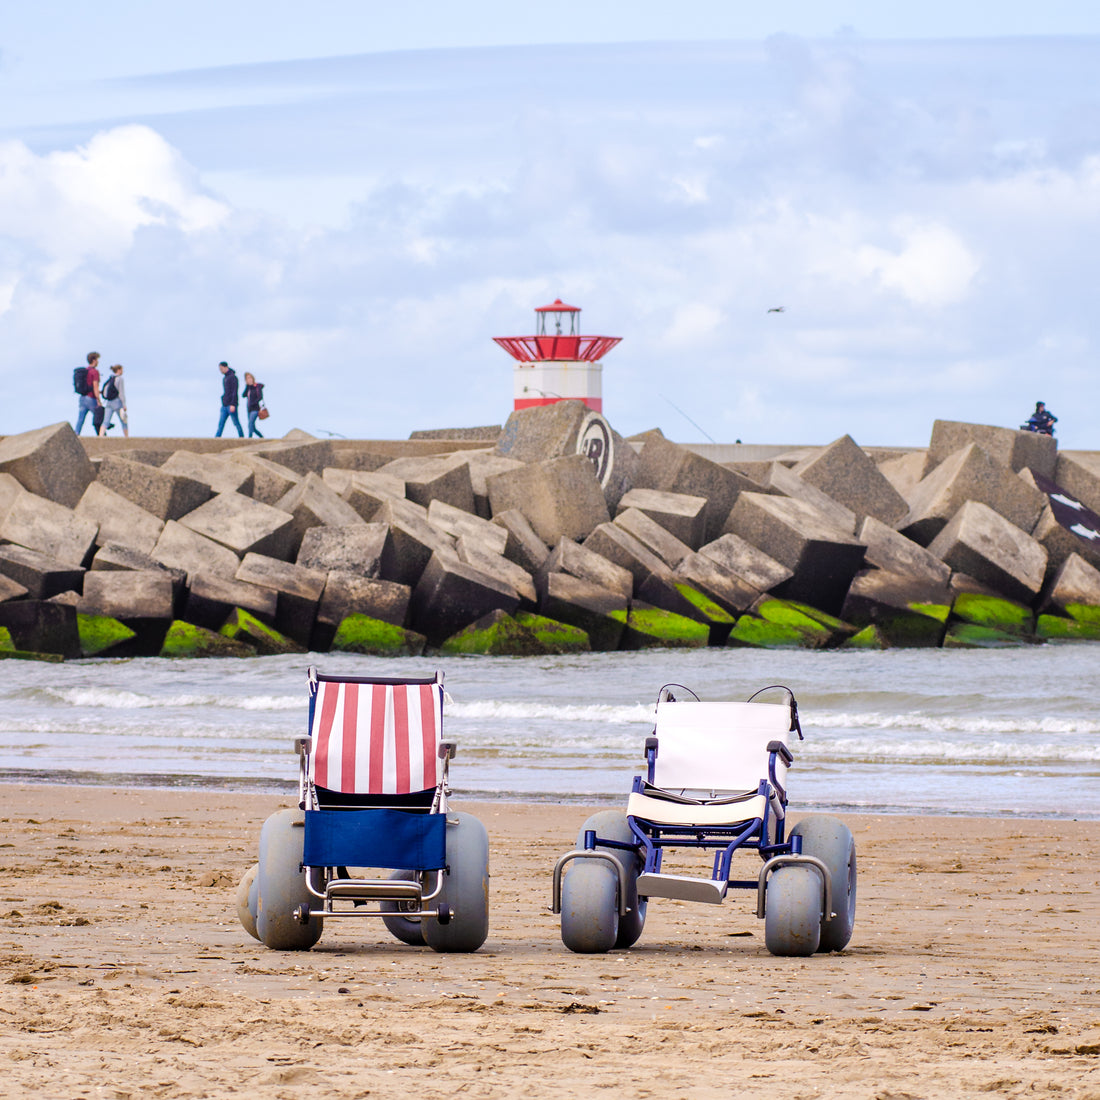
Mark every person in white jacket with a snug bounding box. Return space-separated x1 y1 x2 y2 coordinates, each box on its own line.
100 364 129 437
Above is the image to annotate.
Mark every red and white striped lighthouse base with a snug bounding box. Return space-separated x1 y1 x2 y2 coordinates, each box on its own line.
513 360 603 412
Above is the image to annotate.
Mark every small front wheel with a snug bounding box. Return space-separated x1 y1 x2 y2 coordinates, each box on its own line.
560 858 619 954
381 870 426 946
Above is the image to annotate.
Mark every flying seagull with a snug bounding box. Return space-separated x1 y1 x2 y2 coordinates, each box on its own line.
767 306 786 313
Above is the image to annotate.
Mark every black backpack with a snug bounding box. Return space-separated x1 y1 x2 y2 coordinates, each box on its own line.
73 366 91 396
103 375 118 401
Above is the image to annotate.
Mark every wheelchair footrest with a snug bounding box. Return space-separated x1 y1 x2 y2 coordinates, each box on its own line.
326 879 421 901
637 872 728 905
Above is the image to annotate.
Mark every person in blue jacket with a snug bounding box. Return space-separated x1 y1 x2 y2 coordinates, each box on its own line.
215 361 244 438
1025 401 1057 435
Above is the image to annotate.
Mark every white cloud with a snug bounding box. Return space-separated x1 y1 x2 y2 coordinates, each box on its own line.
855 223 980 307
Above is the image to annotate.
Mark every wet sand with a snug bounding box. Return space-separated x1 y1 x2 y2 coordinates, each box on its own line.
1 784 1098 1098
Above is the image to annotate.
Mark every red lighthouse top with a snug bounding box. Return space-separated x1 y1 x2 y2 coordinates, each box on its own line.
494 299 622 363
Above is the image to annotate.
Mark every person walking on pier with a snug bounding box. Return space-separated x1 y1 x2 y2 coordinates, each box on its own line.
99 364 128 437
75 351 103 435
243 372 265 437
215 361 244 437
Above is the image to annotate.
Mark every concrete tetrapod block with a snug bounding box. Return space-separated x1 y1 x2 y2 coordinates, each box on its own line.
536 537 634 603
1038 552 1100 622
537 571 627 652
1029 503 1100 577
161 451 255 497
427 499 508 556
275 472 365 557
74 481 164 556
241 438 335 476
927 500 1048 604
0 600 80 659
235 553 328 646
1053 452 1100 515
0 575 29 603
0 422 95 508
723 492 866 616
788 435 907 528
614 488 708 550
440 609 570 657
619 601 710 650
0 546 84 599
178 492 296 561
490 509 550 574
928 419 1057 481
697 533 794 595
184 572 279 630
494 401 639 513
900 443 1046 547
153 520 241 582
840 569 951 647
583 522 671 591
487 455 611 546
410 551 520 646
672 552 766 617
225 452 302 506
375 498 456 587
96 456 212 522
295 523 390 578
455 537 537 608
858 516 951 585
613 507 693 569
324 447 396 473
633 435 760 542
218 609 305 655
877 451 930 499
80 570 175 621
760 463 858 535
376 454 476 515
314 571 413 650
340 470 406 522
463 453 525 518
0 482 98 567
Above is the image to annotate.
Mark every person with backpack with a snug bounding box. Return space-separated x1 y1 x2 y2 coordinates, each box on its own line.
74 351 103 435
99 364 128 437
242 372 265 437
215 361 244 438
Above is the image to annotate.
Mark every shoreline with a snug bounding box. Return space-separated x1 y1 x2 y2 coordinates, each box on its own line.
4 776 1100 821
2 783 1099 1095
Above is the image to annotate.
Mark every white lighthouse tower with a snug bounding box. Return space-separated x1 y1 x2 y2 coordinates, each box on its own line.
493 299 622 413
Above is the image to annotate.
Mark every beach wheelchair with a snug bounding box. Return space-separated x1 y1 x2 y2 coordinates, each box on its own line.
552 684 856 956
237 668 489 953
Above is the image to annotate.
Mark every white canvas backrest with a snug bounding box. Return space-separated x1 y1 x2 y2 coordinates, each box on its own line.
309 679 442 795
652 700 792 793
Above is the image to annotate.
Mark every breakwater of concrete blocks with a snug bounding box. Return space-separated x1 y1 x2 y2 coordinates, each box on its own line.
0 406 1099 660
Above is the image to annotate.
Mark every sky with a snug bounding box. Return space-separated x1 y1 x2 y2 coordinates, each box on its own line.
3 3 1100 449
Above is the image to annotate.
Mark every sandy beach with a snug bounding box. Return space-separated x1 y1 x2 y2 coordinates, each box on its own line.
1 784 1098 1098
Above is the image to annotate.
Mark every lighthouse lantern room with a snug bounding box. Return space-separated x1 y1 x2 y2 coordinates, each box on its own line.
494 299 621 412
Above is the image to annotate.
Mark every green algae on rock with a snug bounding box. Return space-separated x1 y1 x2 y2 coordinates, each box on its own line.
219 607 305 656
77 613 137 657
618 603 709 649
1035 614 1100 642
843 624 890 649
440 609 551 656
331 613 426 657
727 615 810 648
670 582 736 644
160 620 257 658
951 592 1035 636
942 622 1027 648
512 611 590 653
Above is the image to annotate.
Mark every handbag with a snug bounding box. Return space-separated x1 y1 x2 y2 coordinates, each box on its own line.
257 404 269 421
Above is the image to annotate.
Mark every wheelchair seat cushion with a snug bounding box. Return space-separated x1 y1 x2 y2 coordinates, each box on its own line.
627 787 769 828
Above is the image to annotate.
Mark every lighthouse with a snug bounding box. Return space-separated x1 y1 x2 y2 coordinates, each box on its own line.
493 299 621 413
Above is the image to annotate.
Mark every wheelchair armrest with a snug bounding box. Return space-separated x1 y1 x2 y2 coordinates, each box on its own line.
438 740 457 761
767 740 793 766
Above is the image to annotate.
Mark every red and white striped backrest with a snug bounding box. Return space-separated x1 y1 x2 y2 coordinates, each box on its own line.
309 680 442 795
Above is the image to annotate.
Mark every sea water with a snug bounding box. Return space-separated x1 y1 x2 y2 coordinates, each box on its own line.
2 645 1098 818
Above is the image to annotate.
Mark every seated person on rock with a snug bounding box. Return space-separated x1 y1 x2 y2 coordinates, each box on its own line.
1024 401 1057 435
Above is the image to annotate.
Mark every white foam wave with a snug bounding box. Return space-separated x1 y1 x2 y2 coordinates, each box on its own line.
448 700 654 725
809 709 1100 737
803 736 1100 765
47 687 302 711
